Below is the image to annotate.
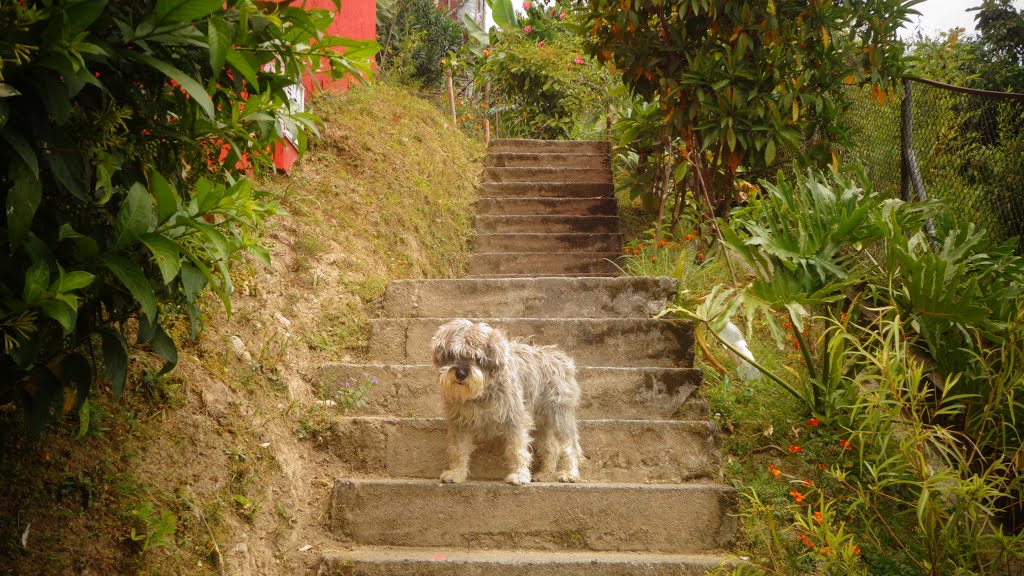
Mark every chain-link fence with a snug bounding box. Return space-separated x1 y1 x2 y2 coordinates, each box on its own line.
842 78 1024 244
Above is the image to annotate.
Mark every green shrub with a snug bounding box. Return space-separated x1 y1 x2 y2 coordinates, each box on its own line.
377 0 464 89
0 0 376 438
481 28 612 140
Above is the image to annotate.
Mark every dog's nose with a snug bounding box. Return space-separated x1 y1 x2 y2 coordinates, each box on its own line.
454 367 468 381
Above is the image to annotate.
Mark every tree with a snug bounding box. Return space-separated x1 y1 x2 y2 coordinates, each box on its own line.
578 0 921 221
0 0 377 438
970 0 1024 91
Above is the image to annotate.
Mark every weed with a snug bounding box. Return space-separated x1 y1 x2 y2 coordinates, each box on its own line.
321 375 376 413
129 501 178 554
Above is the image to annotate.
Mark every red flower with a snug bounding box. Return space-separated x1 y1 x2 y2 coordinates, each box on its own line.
852 545 861 556
790 490 805 502
696 253 706 260
839 439 853 451
573 54 584 65
522 0 532 9
807 417 820 427
789 444 804 454
684 234 695 241
538 41 545 48
800 533 815 548
524 25 532 34
801 479 813 487
783 322 793 329
813 511 823 524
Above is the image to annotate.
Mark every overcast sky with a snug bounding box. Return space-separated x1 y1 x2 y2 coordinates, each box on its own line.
904 0 1024 37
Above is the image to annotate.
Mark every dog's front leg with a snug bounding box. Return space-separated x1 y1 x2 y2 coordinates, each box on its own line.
504 427 532 485
440 427 475 483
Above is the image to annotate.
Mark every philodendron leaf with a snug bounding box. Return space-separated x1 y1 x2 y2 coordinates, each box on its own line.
100 253 158 322
40 299 77 334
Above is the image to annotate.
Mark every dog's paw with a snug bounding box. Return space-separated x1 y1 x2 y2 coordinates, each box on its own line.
440 469 467 483
505 471 531 485
532 472 556 483
557 471 580 483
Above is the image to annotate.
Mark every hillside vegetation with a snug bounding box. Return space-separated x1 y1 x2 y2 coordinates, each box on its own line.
0 84 481 576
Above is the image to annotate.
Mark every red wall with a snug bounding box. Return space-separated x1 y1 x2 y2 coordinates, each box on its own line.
304 0 377 93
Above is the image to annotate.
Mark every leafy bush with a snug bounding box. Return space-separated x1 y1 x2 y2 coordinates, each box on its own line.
480 28 612 140
667 169 1024 570
377 0 465 88
0 0 376 438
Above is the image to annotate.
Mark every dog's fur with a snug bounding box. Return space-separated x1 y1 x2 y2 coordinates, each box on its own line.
430 319 583 485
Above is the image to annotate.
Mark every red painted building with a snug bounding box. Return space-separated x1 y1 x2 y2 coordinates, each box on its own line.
275 0 377 171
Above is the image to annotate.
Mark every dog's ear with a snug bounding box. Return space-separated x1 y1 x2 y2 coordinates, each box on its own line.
484 327 511 370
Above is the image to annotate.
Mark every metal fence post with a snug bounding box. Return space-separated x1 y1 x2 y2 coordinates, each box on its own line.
901 78 913 203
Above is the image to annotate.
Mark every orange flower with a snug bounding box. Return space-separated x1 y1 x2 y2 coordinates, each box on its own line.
684 234 696 241
807 417 820 427
783 322 793 329
789 444 804 454
839 439 853 451
658 240 668 246
651 256 657 263
852 545 861 556
696 253 705 260
768 463 781 477
813 511 823 524
801 478 813 487
800 533 815 548
790 490 805 502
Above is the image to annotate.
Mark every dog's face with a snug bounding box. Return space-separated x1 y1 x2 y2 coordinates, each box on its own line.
430 319 510 403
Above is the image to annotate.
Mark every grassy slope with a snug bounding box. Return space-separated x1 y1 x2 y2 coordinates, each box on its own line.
0 84 482 576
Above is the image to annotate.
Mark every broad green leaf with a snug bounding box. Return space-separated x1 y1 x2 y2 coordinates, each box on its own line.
489 0 518 28
765 138 776 165
100 253 158 322
130 53 215 119
181 217 229 260
150 325 178 375
2 129 39 177
140 233 182 284
462 14 489 47
115 183 153 249
7 160 42 243
225 48 259 87
101 329 129 398
207 16 230 74
60 353 92 412
47 150 91 201
59 223 99 257
23 260 50 305
40 299 77 334
56 270 96 293
155 0 222 24
180 263 207 303
149 170 180 225
247 244 271 267
67 0 108 35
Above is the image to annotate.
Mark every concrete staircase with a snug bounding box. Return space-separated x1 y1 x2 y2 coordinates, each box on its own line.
318 139 736 575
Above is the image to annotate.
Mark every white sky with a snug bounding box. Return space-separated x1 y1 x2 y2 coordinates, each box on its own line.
904 0 1024 37
498 1 1024 39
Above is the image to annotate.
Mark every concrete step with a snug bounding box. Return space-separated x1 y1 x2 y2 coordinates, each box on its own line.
320 364 706 420
475 233 621 254
319 546 730 576
367 318 696 367
330 417 720 483
477 197 617 216
480 182 614 198
488 139 609 155
484 167 611 184
382 277 677 319
477 215 619 234
467 252 620 276
485 152 610 169
329 479 737 553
